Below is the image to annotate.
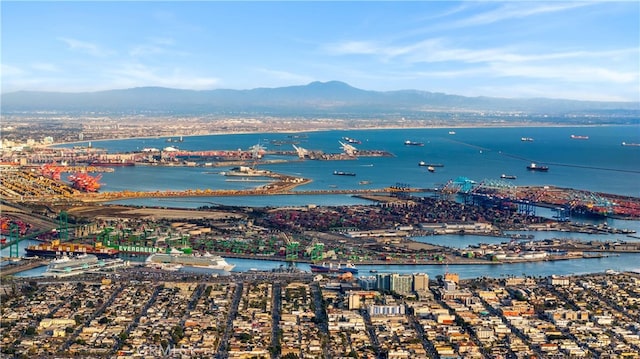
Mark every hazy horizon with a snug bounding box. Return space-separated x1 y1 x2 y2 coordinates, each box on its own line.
1 2 639 102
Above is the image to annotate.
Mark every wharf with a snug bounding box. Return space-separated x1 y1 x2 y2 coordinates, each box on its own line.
0 259 47 276
78 187 430 202
193 251 616 266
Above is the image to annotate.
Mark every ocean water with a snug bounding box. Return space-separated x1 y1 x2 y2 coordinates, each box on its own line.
67 126 640 202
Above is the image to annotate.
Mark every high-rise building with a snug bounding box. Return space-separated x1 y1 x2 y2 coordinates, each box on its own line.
390 273 412 295
413 273 429 292
376 273 392 292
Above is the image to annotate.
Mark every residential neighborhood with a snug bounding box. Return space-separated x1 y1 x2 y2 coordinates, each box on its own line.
1 270 639 358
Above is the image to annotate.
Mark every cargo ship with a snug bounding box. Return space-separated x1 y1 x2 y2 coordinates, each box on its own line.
501 174 517 180
68 173 102 192
622 142 640 147
419 161 444 167
404 140 424 146
43 254 129 278
342 137 361 144
310 262 358 274
570 135 589 140
89 159 135 167
333 171 356 176
526 163 549 172
146 249 235 272
25 240 120 259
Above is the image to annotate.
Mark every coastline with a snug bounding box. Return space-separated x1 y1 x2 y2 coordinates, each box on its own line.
43 122 638 149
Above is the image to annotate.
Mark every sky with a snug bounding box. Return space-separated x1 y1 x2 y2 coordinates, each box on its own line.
1 1 639 101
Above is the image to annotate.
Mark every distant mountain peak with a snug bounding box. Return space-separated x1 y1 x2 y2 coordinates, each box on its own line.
1 81 638 115
307 80 352 88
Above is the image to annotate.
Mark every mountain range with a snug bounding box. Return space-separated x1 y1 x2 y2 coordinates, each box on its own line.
1 81 638 117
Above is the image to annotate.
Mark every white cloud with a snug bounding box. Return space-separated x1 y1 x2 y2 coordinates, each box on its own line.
129 37 184 58
58 37 113 57
450 2 592 28
31 63 60 72
0 64 26 77
328 36 638 66
490 63 638 84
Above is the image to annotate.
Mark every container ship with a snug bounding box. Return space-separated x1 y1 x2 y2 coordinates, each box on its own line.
43 254 129 278
570 135 589 140
333 171 356 176
310 262 358 274
342 137 361 144
526 163 549 172
25 240 120 259
89 159 135 166
419 161 444 167
146 249 235 273
68 173 102 192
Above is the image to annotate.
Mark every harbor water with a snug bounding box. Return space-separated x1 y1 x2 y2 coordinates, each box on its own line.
9 125 638 278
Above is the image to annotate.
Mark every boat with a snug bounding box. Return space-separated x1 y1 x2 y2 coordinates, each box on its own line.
89 159 135 167
622 142 640 147
342 137 361 144
521 137 534 142
43 254 129 278
427 166 435 172
358 180 371 185
570 135 589 140
309 262 358 274
221 166 272 177
146 249 235 272
448 131 456 135
333 171 356 176
419 161 444 167
404 140 424 146
166 136 184 143
25 240 120 259
501 174 517 180
526 163 549 172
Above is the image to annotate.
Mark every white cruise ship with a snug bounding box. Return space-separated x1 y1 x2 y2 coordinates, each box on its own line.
43 254 129 278
146 249 235 273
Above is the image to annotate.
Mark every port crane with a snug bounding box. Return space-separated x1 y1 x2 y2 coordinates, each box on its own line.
280 232 299 261
338 141 358 156
292 144 309 159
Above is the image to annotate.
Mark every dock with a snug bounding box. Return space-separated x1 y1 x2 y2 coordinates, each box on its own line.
1 259 47 276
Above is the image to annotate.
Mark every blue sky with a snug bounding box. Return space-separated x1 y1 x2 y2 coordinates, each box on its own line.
1 1 638 101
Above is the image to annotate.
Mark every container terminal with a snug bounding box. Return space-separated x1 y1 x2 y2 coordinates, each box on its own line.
2 138 640 272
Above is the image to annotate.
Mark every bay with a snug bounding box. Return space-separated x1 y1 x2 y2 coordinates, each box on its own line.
65 126 640 200
36 125 640 278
